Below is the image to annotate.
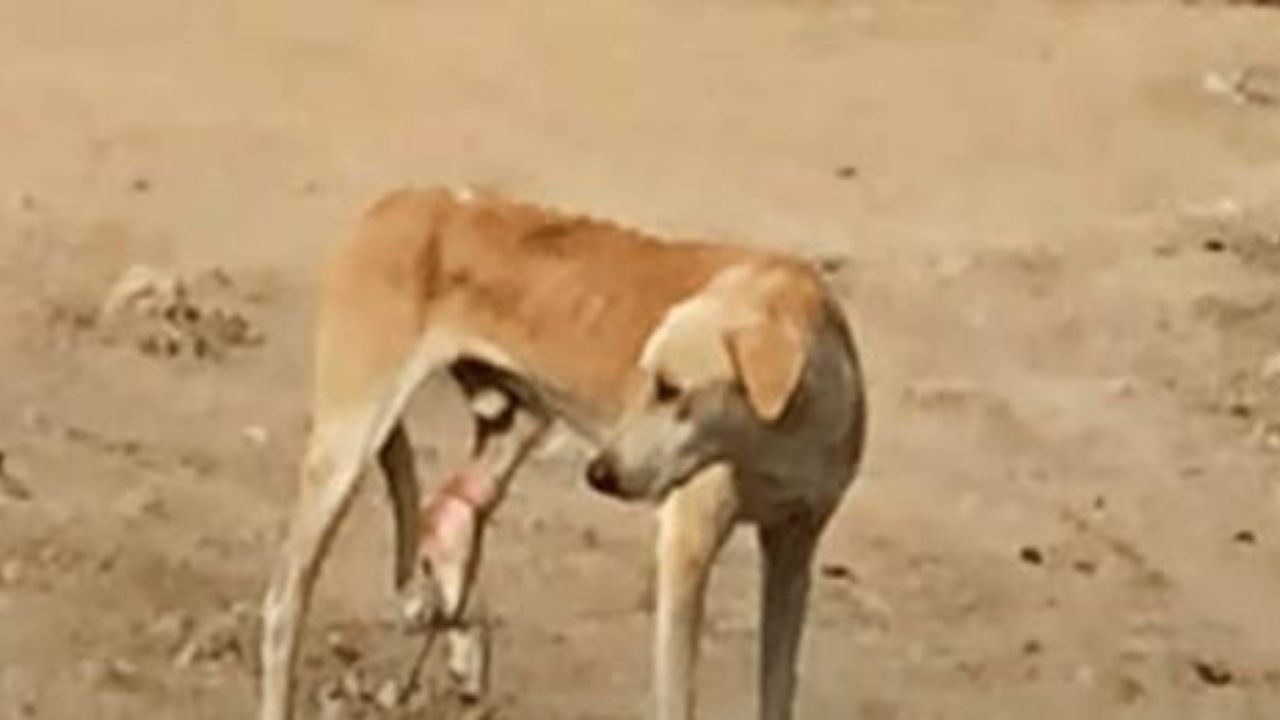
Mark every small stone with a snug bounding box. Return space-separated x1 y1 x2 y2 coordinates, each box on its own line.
820 563 855 581
81 657 139 691
0 451 29 499
834 165 859 180
116 486 165 520
1018 546 1045 567
1226 401 1253 420
326 631 361 665
1232 530 1257 546
1022 639 1043 656
316 680 347 720
1203 238 1227 253
174 614 242 668
374 679 401 710
1246 421 1280 451
131 177 151 193
148 611 193 652
1192 658 1233 687
1072 559 1098 576
101 265 183 319
241 425 270 447
339 669 365 699
228 600 255 623
1203 68 1278 107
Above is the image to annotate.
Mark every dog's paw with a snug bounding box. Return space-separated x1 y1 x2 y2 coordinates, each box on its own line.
446 623 490 703
394 575 438 634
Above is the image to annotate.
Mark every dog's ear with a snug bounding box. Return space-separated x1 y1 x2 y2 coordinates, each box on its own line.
724 319 806 423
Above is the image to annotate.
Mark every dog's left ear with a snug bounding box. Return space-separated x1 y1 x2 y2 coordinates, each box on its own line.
724 319 807 423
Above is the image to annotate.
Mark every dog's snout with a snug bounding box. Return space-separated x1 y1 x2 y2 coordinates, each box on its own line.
586 455 620 495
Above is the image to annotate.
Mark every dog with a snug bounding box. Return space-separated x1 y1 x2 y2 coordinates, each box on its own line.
259 186 867 720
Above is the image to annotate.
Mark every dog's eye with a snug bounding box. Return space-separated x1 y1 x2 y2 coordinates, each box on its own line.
654 374 682 404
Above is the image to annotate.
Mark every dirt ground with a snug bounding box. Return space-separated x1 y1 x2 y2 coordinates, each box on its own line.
2 0 1280 718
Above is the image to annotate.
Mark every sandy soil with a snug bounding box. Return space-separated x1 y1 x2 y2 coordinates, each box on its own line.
2 0 1280 718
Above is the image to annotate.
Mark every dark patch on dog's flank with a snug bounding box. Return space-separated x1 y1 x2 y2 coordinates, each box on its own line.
519 219 590 258
443 268 472 287
416 229 446 304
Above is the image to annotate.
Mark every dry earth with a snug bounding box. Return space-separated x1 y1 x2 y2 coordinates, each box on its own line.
2 0 1280 718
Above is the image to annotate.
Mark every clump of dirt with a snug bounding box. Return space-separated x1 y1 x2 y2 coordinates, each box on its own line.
95 265 263 361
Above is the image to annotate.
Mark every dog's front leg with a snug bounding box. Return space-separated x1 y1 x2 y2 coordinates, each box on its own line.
654 463 740 720
756 511 825 720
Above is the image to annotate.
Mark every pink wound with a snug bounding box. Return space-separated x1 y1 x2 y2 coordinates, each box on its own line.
441 469 498 509
419 471 490 562
420 495 474 560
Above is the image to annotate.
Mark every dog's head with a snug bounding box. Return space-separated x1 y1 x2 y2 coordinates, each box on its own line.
586 266 813 501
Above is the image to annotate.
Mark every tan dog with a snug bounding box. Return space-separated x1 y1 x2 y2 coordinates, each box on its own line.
259 187 867 720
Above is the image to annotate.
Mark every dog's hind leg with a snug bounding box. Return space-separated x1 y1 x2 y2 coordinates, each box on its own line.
261 329 452 719
756 509 827 720
261 410 373 720
262 337 452 720
261 348 448 720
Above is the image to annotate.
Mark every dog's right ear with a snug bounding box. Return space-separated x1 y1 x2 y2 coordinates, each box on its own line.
723 319 806 423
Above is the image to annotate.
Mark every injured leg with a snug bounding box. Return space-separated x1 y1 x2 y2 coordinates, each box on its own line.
411 383 549 700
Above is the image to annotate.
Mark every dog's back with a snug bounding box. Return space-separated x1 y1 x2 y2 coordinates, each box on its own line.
337 187 800 419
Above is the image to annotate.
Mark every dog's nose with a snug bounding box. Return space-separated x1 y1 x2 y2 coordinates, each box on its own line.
585 455 620 495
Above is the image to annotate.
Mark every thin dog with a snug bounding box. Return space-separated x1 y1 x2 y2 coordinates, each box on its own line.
259 186 867 720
